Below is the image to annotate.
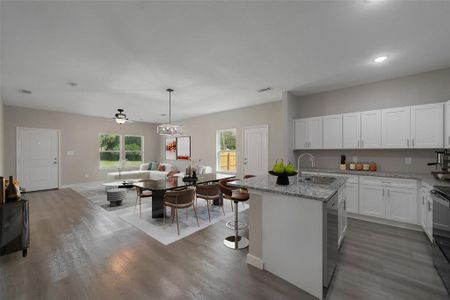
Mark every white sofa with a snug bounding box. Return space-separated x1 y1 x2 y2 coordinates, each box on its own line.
107 162 175 181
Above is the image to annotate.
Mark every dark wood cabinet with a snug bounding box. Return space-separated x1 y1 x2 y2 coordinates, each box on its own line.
0 200 30 257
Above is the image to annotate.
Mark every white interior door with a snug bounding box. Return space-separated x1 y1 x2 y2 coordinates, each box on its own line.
243 125 268 176
17 127 59 191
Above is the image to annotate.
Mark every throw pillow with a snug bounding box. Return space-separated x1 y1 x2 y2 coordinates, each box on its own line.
150 162 159 170
147 162 154 170
158 164 166 171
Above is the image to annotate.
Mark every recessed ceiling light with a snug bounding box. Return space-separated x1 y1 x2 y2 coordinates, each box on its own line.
373 56 388 63
18 89 32 94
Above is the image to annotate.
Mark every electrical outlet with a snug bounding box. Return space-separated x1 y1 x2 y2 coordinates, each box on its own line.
352 156 358 163
405 157 412 165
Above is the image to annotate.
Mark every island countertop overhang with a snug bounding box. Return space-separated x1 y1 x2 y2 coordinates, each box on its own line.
229 175 348 202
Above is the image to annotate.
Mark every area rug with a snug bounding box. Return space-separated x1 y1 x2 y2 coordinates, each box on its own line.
69 182 248 245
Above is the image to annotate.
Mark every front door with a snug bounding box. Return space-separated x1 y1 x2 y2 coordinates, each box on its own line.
17 127 59 191
243 125 268 176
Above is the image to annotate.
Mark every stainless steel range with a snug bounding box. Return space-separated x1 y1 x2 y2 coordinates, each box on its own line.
430 186 450 294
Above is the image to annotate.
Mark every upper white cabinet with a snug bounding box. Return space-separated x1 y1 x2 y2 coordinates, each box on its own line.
308 117 323 149
293 117 323 149
323 114 342 149
294 101 446 150
382 106 411 148
342 113 360 149
294 119 308 149
411 103 443 148
445 102 450 148
360 110 382 148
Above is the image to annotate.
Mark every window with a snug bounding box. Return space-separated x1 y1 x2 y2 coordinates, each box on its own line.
99 134 121 170
216 129 237 173
124 135 144 168
98 134 144 169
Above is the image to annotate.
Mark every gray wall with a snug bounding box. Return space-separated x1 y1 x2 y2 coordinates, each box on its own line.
4 106 160 185
291 67 450 173
0 97 3 176
159 101 283 177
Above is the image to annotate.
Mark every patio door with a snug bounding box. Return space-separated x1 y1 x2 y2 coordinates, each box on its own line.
17 127 59 191
243 125 268 176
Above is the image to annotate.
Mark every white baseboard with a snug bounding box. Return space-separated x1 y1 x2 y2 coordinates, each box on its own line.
246 253 264 270
348 213 422 232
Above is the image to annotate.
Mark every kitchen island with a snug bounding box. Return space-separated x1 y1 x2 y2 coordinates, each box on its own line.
230 174 347 300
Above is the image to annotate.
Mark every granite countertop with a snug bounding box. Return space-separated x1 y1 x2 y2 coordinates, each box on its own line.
230 175 348 202
299 167 450 188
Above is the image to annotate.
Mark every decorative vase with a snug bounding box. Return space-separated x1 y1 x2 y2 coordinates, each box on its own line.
5 176 20 203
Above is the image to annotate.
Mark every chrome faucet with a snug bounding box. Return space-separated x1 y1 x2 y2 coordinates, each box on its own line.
297 153 315 180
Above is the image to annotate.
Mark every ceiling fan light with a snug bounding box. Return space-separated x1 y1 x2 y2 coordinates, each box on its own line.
115 117 127 124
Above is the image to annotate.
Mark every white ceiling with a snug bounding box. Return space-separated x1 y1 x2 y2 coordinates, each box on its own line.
1 1 450 123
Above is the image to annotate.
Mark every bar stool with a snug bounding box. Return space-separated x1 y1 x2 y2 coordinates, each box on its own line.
219 181 249 249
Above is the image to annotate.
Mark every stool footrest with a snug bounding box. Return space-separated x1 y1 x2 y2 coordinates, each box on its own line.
226 220 248 231
224 236 249 250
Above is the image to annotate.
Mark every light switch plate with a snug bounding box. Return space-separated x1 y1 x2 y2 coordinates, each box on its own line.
67 151 75 156
405 157 412 165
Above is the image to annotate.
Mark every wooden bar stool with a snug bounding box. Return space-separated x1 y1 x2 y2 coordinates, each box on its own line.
219 181 249 250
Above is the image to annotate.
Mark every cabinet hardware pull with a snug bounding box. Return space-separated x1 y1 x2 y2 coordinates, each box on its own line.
422 196 425 205
358 140 360 148
448 136 450 145
407 138 409 147
428 201 432 211
382 189 385 197
388 189 390 197
412 139 415 147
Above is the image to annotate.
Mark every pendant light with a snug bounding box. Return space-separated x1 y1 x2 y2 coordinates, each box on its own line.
157 88 183 136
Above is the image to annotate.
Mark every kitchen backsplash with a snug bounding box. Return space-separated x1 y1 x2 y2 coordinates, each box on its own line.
294 149 439 174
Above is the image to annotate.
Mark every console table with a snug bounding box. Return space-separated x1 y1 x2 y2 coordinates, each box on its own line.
0 200 30 257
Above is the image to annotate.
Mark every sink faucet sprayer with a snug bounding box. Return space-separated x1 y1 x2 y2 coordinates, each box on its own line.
297 153 315 181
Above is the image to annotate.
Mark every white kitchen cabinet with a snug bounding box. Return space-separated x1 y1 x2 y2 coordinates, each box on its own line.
293 117 323 149
421 185 433 242
445 102 450 148
411 103 443 148
360 110 382 148
359 183 385 218
338 187 347 249
382 106 411 148
323 114 342 149
294 119 308 149
385 187 417 224
342 113 361 149
308 117 323 149
345 182 359 213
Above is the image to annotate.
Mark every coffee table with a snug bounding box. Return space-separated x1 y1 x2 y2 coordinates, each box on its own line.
102 180 138 190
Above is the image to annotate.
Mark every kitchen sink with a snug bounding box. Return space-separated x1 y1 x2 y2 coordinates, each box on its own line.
298 175 336 185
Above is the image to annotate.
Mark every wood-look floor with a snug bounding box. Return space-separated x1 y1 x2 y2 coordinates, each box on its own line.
0 188 447 300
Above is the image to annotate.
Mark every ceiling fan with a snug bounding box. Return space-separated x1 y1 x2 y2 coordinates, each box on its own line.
114 109 133 124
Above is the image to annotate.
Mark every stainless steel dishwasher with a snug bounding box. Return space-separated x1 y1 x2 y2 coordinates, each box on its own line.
323 192 338 288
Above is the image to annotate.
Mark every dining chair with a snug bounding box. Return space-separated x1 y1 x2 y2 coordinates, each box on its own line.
134 186 152 217
196 182 223 222
164 187 199 235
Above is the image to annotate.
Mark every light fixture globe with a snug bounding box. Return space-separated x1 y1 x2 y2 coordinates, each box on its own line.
158 89 183 136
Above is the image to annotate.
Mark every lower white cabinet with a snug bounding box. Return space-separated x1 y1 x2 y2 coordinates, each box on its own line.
421 185 433 241
359 184 385 218
345 182 358 213
359 176 418 224
385 187 417 224
338 187 347 248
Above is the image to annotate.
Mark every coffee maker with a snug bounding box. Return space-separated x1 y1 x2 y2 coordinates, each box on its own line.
428 149 450 180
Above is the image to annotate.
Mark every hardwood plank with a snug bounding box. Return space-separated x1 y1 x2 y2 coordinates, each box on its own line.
0 188 447 300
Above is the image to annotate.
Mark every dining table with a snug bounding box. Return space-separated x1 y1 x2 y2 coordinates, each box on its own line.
133 173 235 218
